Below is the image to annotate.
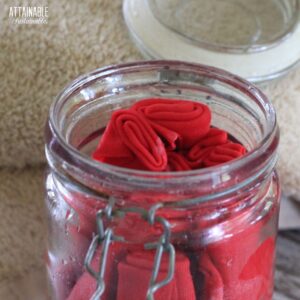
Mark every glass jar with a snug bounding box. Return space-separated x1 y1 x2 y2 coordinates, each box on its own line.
45 60 280 300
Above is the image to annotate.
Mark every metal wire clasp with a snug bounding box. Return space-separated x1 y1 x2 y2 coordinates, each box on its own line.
83 197 118 300
83 200 176 300
144 204 176 300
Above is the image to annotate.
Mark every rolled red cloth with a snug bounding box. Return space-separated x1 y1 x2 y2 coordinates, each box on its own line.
194 128 228 148
149 121 180 150
67 247 196 300
133 98 211 149
207 223 275 299
67 243 126 300
187 128 229 168
197 250 224 300
93 109 167 171
238 237 275 299
203 142 246 167
114 208 196 244
117 250 196 300
167 152 192 171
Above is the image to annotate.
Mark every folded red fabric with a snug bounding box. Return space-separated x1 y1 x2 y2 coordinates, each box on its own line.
203 143 246 167
92 99 247 172
167 152 191 171
117 250 196 300
239 237 275 299
195 128 228 147
148 121 180 150
113 208 197 245
133 99 211 149
64 190 274 300
187 128 228 168
67 243 126 300
65 207 274 300
67 246 196 300
197 250 224 300
93 109 167 171
207 221 275 300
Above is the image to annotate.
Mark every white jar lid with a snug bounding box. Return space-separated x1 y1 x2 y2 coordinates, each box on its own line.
123 0 300 83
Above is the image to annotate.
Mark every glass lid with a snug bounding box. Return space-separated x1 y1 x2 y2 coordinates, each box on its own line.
148 0 300 53
123 0 300 83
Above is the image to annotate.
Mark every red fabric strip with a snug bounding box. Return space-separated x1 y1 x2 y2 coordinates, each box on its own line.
133 98 211 149
167 152 192 171
93 109 167 171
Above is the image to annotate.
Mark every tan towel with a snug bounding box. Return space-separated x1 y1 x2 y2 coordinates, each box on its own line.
0 167 45 282
0 0 141 168
0 268 47 300
0 0 300 196
263 72 300 198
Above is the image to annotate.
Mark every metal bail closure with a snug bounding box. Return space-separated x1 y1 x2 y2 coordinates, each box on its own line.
84 199 176 300
83 197 119 300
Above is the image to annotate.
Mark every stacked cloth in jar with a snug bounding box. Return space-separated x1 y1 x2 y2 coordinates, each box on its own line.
0 0 300 298
54 191 276 300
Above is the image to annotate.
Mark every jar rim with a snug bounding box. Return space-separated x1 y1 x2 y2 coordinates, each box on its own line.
48 60 279 197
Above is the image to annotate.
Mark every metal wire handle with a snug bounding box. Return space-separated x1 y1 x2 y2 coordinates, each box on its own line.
83 198 176 300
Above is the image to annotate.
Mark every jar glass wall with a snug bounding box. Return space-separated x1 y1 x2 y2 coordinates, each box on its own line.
45 61 280 300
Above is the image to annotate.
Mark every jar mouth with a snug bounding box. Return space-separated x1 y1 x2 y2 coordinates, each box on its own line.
48 60 279 197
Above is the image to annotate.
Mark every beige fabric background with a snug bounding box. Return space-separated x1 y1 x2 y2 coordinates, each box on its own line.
0 168 45 281
0 0 300 297
0 0 140 168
